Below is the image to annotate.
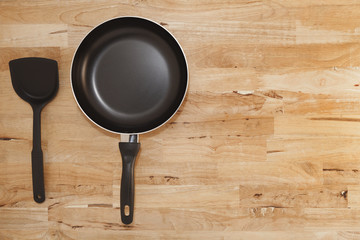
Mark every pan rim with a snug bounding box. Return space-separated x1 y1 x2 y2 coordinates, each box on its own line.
70 16 189 135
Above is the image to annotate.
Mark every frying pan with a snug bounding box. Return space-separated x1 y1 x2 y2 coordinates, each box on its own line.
71 17 188 224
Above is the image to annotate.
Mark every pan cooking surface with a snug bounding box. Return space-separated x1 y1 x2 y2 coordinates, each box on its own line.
93 30 176 116
72 18 187 133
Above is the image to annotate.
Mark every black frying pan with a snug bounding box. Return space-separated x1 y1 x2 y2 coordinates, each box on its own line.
71 17 188 224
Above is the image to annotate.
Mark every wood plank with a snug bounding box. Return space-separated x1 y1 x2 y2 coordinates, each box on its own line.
0 229 341 240
260 67 360 95
0 162 113 206
323 159 360 185
112 184 239 209
0 25 68 47
267 136 360 163
47 206 360 231
0 208 48 230
163 136 267 163
239 185 348 208
274 115 360 137
347 185 360 209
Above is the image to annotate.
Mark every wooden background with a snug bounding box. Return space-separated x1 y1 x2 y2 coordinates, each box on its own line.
2 0 360 239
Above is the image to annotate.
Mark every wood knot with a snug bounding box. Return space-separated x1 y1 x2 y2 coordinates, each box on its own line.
253 193 262 198
340 190 348 200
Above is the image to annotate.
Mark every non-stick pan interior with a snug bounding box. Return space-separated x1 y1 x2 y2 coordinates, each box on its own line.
72 17 187 133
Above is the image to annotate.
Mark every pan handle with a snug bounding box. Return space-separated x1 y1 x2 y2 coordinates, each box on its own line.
119 137 140 224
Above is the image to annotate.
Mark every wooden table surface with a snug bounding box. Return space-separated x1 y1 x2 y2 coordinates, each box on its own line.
2 1 360 239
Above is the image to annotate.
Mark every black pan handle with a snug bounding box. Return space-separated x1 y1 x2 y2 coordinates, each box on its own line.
31 105 45 203
119 141 140 224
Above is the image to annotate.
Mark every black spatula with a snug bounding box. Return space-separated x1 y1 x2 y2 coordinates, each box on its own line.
9 57 59 203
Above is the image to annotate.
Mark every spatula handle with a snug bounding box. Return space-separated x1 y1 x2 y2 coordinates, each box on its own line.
32 105 45 203
31 149 45 203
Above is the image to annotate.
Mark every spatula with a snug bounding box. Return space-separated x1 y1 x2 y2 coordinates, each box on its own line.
9 57 59 203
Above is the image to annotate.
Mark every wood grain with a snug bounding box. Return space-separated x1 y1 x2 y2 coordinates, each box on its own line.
2 0 360 239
